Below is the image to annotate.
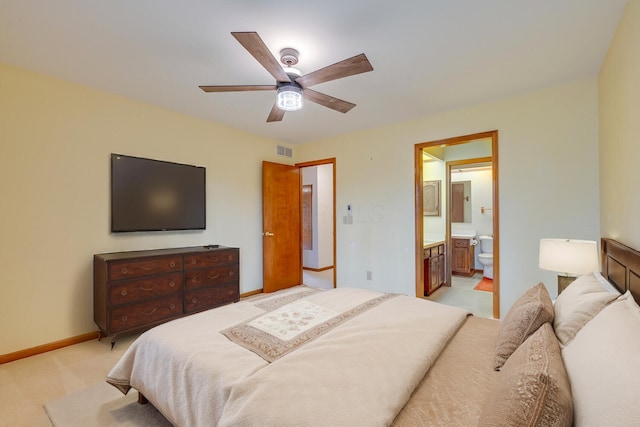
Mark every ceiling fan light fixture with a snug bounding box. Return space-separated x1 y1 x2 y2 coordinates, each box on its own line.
276 85 303 111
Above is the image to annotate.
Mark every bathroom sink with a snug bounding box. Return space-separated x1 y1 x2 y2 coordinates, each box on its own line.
451 230 477 239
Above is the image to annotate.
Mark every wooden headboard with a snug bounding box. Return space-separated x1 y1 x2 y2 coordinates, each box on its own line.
601 238 640 305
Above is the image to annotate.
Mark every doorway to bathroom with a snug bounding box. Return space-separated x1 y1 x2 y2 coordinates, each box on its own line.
414 130 500 319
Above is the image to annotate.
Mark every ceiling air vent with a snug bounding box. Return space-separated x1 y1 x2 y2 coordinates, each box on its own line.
276 145 293 158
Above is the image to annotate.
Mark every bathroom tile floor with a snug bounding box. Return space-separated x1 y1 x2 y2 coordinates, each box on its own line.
450 272 485 291
427 272 494 318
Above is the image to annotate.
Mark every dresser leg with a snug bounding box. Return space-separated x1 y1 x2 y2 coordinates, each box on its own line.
111 336 116 350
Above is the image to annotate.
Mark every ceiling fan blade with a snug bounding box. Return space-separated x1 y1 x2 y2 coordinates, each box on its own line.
304 88 356 113
295 53 373 88
231 32 291 83
266 103 285 122
199 85 276 93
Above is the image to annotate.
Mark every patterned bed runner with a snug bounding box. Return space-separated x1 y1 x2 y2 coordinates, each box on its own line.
221 293 398 362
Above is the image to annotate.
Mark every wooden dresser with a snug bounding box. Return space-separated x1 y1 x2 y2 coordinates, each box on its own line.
94 245 239 342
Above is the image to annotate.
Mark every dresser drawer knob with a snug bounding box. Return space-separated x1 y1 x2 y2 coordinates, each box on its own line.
121 267 128 274
191 298 197 304
121 290 128 296
170 304 176 310
169 281 175 287
192 277 197 283
139 284 158 292
121 316 128 322
229 271 234 276
169 261 176 268
191 259 196 264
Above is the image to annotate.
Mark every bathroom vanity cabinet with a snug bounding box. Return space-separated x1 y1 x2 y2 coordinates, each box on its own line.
452 238 475 276
424 242 446 295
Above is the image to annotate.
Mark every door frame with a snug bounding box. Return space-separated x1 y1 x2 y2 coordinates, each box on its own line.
296 158 337 288
414 130 500 318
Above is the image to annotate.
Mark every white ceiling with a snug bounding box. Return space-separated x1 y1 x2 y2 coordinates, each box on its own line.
0 0 628 144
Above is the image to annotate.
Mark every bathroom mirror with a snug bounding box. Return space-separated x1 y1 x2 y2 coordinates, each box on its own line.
451 180 471 223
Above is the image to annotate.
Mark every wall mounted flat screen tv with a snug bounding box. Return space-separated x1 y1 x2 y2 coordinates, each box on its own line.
111 154 206 232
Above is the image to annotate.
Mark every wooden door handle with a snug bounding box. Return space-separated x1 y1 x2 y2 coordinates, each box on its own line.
264 231 275 236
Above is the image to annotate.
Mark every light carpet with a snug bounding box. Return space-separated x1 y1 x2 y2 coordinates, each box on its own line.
44 382 172 426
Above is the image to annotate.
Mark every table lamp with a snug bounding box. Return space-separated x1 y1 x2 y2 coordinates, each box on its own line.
538 238 599 294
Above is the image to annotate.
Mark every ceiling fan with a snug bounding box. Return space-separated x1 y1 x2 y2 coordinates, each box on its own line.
199 32 374 122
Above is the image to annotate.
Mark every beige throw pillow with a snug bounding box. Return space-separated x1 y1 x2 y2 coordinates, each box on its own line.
553 273 618 347
493 282 554 370
479 323 573 427
562 292 640 426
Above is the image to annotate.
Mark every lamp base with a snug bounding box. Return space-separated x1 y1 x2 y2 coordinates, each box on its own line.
557 275 577 295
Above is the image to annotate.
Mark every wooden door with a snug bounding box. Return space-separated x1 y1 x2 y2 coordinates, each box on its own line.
451 182 465 222
429 256 439 293
437 252 446 287
452 239 467 274
262 161 302 293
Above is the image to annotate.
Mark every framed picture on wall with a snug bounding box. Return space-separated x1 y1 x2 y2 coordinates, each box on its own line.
423 180 441 216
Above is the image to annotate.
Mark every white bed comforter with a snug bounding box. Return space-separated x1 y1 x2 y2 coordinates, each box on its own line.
107 287 469 427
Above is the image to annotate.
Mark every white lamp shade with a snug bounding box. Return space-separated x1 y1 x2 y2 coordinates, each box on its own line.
538 239 599 276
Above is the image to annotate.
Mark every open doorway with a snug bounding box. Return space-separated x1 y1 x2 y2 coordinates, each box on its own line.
414 131 500 318
297 159 336 289
261 158 336 293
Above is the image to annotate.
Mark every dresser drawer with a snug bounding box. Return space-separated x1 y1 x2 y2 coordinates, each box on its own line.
109 256 183 281
184 265 239 291
109 273 182 306
424 243 445 259
184 249 238 270
184 283 239 313
453 239 470 248
109 296 182 333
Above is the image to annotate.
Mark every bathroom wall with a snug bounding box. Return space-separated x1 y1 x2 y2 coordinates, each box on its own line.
451 168 494 269
423 139 492 243
423 159 446 242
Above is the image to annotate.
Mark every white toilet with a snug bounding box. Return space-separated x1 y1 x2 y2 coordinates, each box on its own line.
478 235 493 279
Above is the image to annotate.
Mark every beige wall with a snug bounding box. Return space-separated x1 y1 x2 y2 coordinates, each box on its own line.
0 63 290 355
599 0 640 249
298 78 601 316
1 46 611 355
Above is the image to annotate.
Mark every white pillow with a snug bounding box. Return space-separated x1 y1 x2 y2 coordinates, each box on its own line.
561 292 640 426
553 273 618 347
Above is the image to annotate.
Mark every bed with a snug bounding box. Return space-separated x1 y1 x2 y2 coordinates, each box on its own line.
106 238 640 426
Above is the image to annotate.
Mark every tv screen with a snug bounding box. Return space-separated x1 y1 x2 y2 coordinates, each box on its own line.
111 154 206 232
